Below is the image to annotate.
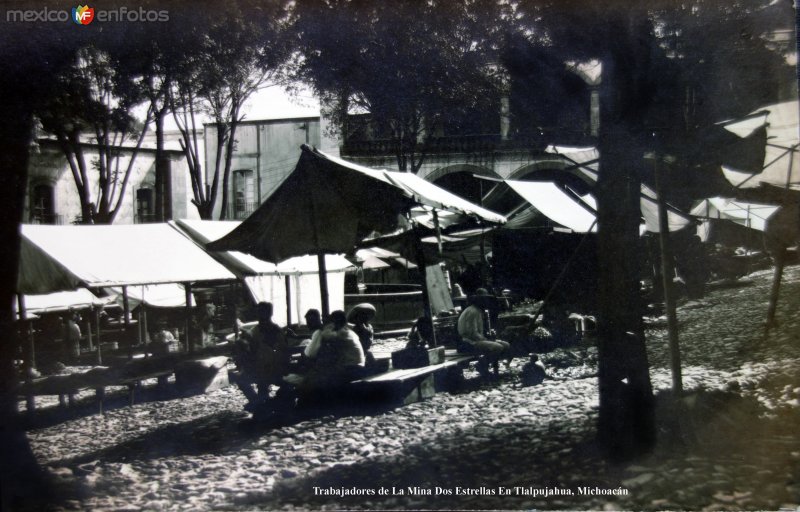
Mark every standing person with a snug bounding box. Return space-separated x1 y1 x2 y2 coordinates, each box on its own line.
63 313 82 363
457 288 510 378
232 302 291 413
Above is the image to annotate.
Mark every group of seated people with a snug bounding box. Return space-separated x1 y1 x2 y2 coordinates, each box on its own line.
231 301 379 414
233 289 516 415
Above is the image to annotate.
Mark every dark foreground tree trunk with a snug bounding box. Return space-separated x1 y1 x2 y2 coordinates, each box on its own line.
594 11 656 461
0 97 54 510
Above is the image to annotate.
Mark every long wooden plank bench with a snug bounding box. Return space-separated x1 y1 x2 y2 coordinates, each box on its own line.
19 355 229 412
349 349 479 405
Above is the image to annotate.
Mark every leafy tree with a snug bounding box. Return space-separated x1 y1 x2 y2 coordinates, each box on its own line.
510 0 793 460
37 46 150 224
170 0 294 219
294 0 512 172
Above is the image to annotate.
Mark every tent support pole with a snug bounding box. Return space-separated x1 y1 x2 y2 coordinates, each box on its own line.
766 248 785 331
142 301 149 346
767 143 796 328
18 294 36 413
655 157 683 395
95 306 102 365
317 253 330 319
86 313 93 352
413 226 437 347
122 286 132 360
232 282 239 342
285 275 292 326
185 283 194 353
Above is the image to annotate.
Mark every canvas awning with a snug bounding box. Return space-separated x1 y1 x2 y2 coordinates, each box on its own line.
722 101 800 189
16 289 109 319
18 224 236 294
690 198 779 232
172 219 353 276
504 180 597 233
208 145 505 262
561 160 694 233
109 284 196 309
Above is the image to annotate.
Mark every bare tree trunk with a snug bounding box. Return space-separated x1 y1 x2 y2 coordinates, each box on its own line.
219 116 240 220
154 109 171 221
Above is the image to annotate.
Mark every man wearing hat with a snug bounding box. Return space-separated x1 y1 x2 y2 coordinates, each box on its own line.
347 303 377 365
457 288 510 378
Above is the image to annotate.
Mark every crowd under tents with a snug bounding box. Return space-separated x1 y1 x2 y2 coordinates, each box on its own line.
17 223 239 362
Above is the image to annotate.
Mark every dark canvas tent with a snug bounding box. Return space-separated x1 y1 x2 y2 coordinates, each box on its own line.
209 145 505 317
208 145 504 262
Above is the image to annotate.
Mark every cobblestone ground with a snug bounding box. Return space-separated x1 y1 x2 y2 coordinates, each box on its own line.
25 266 800 511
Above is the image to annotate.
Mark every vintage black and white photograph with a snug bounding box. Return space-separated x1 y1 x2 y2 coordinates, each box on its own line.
0 0 798 510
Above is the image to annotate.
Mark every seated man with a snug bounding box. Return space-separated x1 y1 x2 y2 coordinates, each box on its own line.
232 302 291 412
284 310 365 397
301 308 327 360
347 303 377 366
148 323 177 356
457 288 511 378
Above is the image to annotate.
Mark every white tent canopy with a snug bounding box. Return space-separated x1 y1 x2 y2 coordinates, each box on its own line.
109 284 196 309
690 197 780 232
722 101 800 189
19 224 236 294
15 289 110 319
173 220 353 276
505 180 597 233
173 219 351 325
550 152 694 234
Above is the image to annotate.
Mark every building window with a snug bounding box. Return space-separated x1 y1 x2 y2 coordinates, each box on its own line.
31 184 57 224
136 188 155 223
233 169 256 220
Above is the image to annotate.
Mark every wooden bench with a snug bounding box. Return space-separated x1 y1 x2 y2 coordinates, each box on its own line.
19 355 230 413
350 349 478 405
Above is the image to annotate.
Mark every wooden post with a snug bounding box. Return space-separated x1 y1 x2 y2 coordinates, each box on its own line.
285 275 292 326
18 294 35 413
655 157 683 395
185 283 193 353
317 253 330 319
86 314 93 352
765 248 785 330
122 286 132 360
232 282 239 343
413 226 437 347
142 301 149 345
95 306 102 365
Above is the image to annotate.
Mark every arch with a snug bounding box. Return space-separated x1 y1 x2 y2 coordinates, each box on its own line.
426 164 500 205
508 157 571 179
424 163 499 184
508 157 595 195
